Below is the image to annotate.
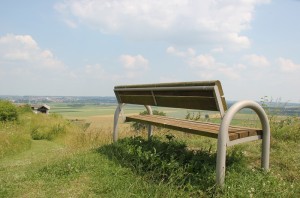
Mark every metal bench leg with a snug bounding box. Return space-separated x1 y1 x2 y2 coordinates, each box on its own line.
216 119 228 187
261 113 270 170
145 105 153 139
113 103 124 142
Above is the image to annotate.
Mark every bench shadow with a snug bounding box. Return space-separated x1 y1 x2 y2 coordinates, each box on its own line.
97 136 244 192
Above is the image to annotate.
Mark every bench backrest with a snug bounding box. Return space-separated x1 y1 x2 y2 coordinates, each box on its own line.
114 80 227 116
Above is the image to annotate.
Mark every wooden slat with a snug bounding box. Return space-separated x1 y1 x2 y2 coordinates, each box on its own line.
125 115 262 141
117 91 152 96
119 95 155 105
153 90 214 97
155 96 218 111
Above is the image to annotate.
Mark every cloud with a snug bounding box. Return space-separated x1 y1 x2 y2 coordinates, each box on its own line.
0 34 65 71
84 64 106 78
278 57 300 72
167 46 241 80
0 34 76 95
55 0 270 49
218 67 240 80
243 54 270 67
120 54 149 70
189 54 216 69
166 46 195 57
120 54 149 78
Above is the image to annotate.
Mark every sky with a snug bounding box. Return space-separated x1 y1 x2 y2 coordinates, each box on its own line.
0 0 300 103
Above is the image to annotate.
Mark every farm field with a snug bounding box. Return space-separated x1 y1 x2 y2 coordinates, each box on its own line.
0 101 299 197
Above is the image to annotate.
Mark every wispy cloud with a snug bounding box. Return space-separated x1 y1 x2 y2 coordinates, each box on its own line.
55 0 270 49
278 57 300 72
243 54 270 68
120 54 149 78
0 34 66 71
166 46 241 80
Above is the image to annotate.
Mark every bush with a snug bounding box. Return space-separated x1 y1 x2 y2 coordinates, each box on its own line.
0 100 19 121
31 124 66 140
30 114 68 140
131 110 166 131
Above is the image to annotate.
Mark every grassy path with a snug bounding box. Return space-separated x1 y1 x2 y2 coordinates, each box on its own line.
0 140 190 198
0 140 65 169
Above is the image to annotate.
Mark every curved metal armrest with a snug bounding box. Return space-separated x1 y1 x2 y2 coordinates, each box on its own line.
216 100 271 186
219 100 270 144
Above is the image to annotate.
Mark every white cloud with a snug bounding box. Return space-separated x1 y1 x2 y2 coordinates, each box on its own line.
120 54 149 78
243 54 270 67
84 64 106 77
167 46 241 80
166 46 195 57
189 54 216 69
120 54 149 70
0 34 65 71
278 57 300 72
55 0 270 49
218 67 240 80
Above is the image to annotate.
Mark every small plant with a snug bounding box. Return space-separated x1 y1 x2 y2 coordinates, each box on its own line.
185 111 201 121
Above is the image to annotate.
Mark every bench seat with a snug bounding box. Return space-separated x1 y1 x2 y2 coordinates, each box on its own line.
126 115 262 141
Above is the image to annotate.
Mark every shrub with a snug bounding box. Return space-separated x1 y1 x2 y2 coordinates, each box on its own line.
31 124 66 140
30 114 67 140
100 136 246 193
0 100 19 121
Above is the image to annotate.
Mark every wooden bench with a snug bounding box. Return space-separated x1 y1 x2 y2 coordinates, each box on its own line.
113 80 270 186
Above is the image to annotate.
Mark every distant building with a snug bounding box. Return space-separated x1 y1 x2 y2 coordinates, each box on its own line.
31 104 50 114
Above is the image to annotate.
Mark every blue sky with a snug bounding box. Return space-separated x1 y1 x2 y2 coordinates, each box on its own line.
0 0 300 102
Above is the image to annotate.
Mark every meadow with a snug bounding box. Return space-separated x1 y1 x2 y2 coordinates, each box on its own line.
0 101 299 197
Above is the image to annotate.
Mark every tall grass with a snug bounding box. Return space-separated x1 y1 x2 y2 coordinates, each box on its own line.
0 121 31 158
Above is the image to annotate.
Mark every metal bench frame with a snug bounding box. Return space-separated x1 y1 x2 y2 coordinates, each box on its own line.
112 81 270 186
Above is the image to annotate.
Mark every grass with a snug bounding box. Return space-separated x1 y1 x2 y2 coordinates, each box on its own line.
0 102 299 197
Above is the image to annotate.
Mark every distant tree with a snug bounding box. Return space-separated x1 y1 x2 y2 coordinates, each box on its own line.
0 100 19 121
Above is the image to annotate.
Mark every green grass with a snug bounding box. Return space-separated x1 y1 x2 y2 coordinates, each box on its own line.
0 103 299 197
